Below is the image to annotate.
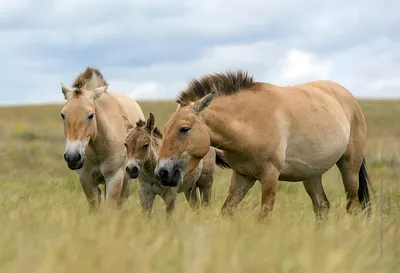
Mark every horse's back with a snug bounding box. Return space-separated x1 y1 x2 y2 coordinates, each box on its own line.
292 80 364 120
110 92 145 124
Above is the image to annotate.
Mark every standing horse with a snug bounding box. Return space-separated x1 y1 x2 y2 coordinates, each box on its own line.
123 112 230 216
59 66 145 210
154 70 372 221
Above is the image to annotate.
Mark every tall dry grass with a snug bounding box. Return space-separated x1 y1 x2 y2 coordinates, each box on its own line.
0 100 399 273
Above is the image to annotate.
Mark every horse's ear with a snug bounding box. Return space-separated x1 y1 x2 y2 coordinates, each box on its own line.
61 82 72 100
192 91 215 114
122 116 133 132
91 84 109 100
146 112 155 133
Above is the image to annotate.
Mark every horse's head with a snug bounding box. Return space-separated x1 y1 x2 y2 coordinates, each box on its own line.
154 92 215 187
59 83 108 170
123 113 162 179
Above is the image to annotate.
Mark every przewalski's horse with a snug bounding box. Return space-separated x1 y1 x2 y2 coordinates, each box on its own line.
123 112 230 216
154 70 373 222
60 66 145 210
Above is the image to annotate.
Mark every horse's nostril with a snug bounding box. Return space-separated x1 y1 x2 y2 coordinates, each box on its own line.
132 166 139 173
160 169 169 180
64 152 82 163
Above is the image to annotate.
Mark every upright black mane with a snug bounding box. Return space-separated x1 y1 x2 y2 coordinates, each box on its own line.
176 70 256 105
71 66 108 92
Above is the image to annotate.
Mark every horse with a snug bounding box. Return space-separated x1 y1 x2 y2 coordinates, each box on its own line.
59 66 145 210
123 112 230 216
154 70 373 222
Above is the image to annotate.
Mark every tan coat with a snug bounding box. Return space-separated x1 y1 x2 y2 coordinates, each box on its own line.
123 113 230 216
60 66 145 210
155 70 372 221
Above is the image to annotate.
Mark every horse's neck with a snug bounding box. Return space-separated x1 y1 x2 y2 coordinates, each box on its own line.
199 104 241 152
90 93 121 154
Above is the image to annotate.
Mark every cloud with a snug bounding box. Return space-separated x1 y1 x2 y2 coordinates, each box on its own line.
111 81 163 100
268 49 333 85
0 0 399 105
0 0 29 14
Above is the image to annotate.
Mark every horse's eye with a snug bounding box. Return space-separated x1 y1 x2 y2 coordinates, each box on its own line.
179 127 191 134
88 113 94 120
143 143 149 148
61 113 65 120
124 143 128 148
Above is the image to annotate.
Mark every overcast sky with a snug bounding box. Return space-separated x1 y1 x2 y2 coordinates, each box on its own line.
0 0 399 105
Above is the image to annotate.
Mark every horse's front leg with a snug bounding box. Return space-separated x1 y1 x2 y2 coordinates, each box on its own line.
119 173 133 206
138 182 156 217
221 171 256 217
79 171 101 212
258 163 280 222
184 187 200 211
104 168 125 208
161 187 177 217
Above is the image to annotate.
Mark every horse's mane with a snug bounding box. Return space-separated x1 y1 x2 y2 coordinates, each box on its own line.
176 70 256 105
136 120 163 139
71 66 108 92
150 126 163 139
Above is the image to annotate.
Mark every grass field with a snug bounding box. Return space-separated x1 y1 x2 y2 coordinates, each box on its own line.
0 99 399 273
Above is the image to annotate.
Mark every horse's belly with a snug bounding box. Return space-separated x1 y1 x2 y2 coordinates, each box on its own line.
279 157 337 182
280 131 349 182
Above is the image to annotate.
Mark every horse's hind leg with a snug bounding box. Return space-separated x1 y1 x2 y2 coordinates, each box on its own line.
303 175 330 221
336 153 364 214
336 125 367 215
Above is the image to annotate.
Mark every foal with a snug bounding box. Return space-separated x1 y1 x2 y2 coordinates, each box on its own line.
123 113 230 216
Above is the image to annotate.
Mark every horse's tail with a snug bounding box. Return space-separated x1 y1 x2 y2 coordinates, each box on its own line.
359 158 373 214
214 148 231 169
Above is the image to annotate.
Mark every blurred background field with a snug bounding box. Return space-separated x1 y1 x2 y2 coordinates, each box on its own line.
0 99 399 273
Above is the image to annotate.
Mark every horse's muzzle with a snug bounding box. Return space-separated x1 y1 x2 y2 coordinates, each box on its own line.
126 165 140 179
155 163 182 187
64 152 84 170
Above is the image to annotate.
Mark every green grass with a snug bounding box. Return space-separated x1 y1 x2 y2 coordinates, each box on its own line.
0 100 399 273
